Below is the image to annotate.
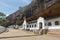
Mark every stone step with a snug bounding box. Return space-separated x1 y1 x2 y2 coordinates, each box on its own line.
32 29 43 35
47 29 60 35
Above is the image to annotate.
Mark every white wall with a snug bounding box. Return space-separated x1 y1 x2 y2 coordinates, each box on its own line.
26 23 39 30
45 25 60 29
45 17 60 29
22 17 60 30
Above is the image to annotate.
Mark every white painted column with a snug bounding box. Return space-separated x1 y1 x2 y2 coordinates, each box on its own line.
42 21 45 29
51 21 55 26
23 17 27 30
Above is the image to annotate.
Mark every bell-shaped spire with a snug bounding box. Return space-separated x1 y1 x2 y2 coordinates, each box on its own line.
23 16 26 21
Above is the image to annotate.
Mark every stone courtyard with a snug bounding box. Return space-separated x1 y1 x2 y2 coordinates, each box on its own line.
0 28 60 40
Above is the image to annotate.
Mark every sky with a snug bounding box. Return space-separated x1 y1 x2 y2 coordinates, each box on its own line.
0 0 32 16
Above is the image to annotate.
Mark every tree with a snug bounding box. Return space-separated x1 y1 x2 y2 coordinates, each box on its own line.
0 12 6 19
0 12 6 16
1 18 9 25
0 12 9 26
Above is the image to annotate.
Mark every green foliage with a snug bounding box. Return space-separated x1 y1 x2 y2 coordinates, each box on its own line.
0 12 6 16
2 18 9 23
0 18 9 26
0 12 9 26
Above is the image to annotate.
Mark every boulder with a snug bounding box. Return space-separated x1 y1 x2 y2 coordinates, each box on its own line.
0 26 6 34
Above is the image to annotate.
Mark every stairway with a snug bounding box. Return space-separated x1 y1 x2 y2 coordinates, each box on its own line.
33 29 43 35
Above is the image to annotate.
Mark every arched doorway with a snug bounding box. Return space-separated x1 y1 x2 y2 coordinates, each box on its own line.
39 22 42 29
37 17 44 29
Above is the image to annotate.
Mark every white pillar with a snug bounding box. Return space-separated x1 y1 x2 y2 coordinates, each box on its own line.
51 21 55 26
23 17 27 30
42 21 45 29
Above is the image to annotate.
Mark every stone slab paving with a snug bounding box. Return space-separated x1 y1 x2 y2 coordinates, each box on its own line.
0 28 60 40
0 28 35 37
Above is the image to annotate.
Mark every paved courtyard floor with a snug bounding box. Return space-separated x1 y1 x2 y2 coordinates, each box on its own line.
0 28 60 40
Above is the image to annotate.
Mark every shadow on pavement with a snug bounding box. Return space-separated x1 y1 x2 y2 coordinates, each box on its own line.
0 35 40 39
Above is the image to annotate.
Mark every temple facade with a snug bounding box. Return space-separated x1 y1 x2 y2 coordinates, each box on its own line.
8 0 60 34
22 17 60 30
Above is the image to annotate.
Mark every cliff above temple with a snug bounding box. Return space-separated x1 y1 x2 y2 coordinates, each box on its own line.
6 0 60 26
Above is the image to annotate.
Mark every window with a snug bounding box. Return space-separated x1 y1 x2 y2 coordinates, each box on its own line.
55 21 59 25
32 25 33 27
35 24 36 27
45 23 46 26
30 25 31 28
48 22 51 26
27 25 28 28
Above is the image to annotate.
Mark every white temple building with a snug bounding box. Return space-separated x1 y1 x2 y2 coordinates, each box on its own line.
22 17 60 30
8 0 60 34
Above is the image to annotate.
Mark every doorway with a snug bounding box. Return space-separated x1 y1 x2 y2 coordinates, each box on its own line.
39 22 42 29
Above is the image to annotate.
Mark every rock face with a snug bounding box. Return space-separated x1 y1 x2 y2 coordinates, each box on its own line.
0 26 6 34
7 0 60 26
